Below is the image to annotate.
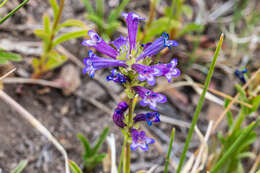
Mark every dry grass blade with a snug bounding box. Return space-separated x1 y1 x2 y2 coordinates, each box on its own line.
106 134 118 173
249 151 260 173
3 77 62 88
0 90 70 173
0 68 16 81
211 68 260 133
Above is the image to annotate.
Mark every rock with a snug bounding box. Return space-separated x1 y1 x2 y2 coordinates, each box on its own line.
58 64 81 96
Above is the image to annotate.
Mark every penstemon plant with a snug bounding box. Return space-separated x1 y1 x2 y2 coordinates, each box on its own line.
82 12 180 173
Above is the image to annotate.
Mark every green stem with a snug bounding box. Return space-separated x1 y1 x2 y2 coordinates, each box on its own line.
176 34 224 173
124 98 134 173
35 0 65 77
0 0 9 8
0 0 29 24
118 135 127 173
164 128 175 173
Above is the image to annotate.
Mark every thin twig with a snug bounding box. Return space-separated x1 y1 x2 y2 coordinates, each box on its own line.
249 151 260 173
0 90 69 173
3 77 62 88
0 68 16 81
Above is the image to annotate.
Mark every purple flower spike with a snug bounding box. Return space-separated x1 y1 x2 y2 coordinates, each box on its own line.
132 64 162 86
82 30 118 59
122 13 145 52
110 35 128 51
113 102 128 128
130 129 155 151
134 112 160 126
136 32 178 61
83 50 128 78
107 69 128 83
134 86 167 110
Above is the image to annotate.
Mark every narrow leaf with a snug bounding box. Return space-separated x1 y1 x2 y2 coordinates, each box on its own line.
164 128 175 173
210 120 259 173
11 160 28 173
0 49 21 61
96 0 104 18
176 34 224 173
43 14 51 34
57 19 87 30
92 127 109 155
81 0 95 14
52 30 88 47
69 160 83 173
108 0 130 22
48 0 59 17
77 133 92 156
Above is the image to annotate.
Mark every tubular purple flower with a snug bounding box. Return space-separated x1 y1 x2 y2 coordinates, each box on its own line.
113 102 128 128
110 35 128 51
133 86 167 110
152 59 181 82
132 64 162 86
107 69 128 83
83 50 128 78
130 129 155 151
82 30 118 59
122 13 145 53
133 112 160 126
136 32 178 61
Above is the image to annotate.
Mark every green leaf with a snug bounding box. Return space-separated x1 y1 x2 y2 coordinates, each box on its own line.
43 14 51 34
93 153 106 163
69 160 83 173
34 29 49 40
164 128 175 173
11 160 28 173
108 0 130 22
81 0 95 14
96 0 104 18
0 58 8 64
177 34 224 173
31 58 40 74
48 0 59 18
0 49 21 63
86 14 105 29
52 30 88 47
144 17 181 42
250 95 260 113
224 99 233 128
77 133 92 157
210 120 259 173
44 50 67 71
92 127 109 155
177 23 204 37
182 5 193 19
57 19 87 30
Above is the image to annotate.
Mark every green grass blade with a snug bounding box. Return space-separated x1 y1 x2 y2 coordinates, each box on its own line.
210 120 259 173
164 128 175 173
0 0 9 8
69 160 83 173
81 0 95 14
11 160 28 173
92 127 109 155
176 34 224 173
96 0 104 18
108 0 130 22
77 133 92 156
0 0 29 24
